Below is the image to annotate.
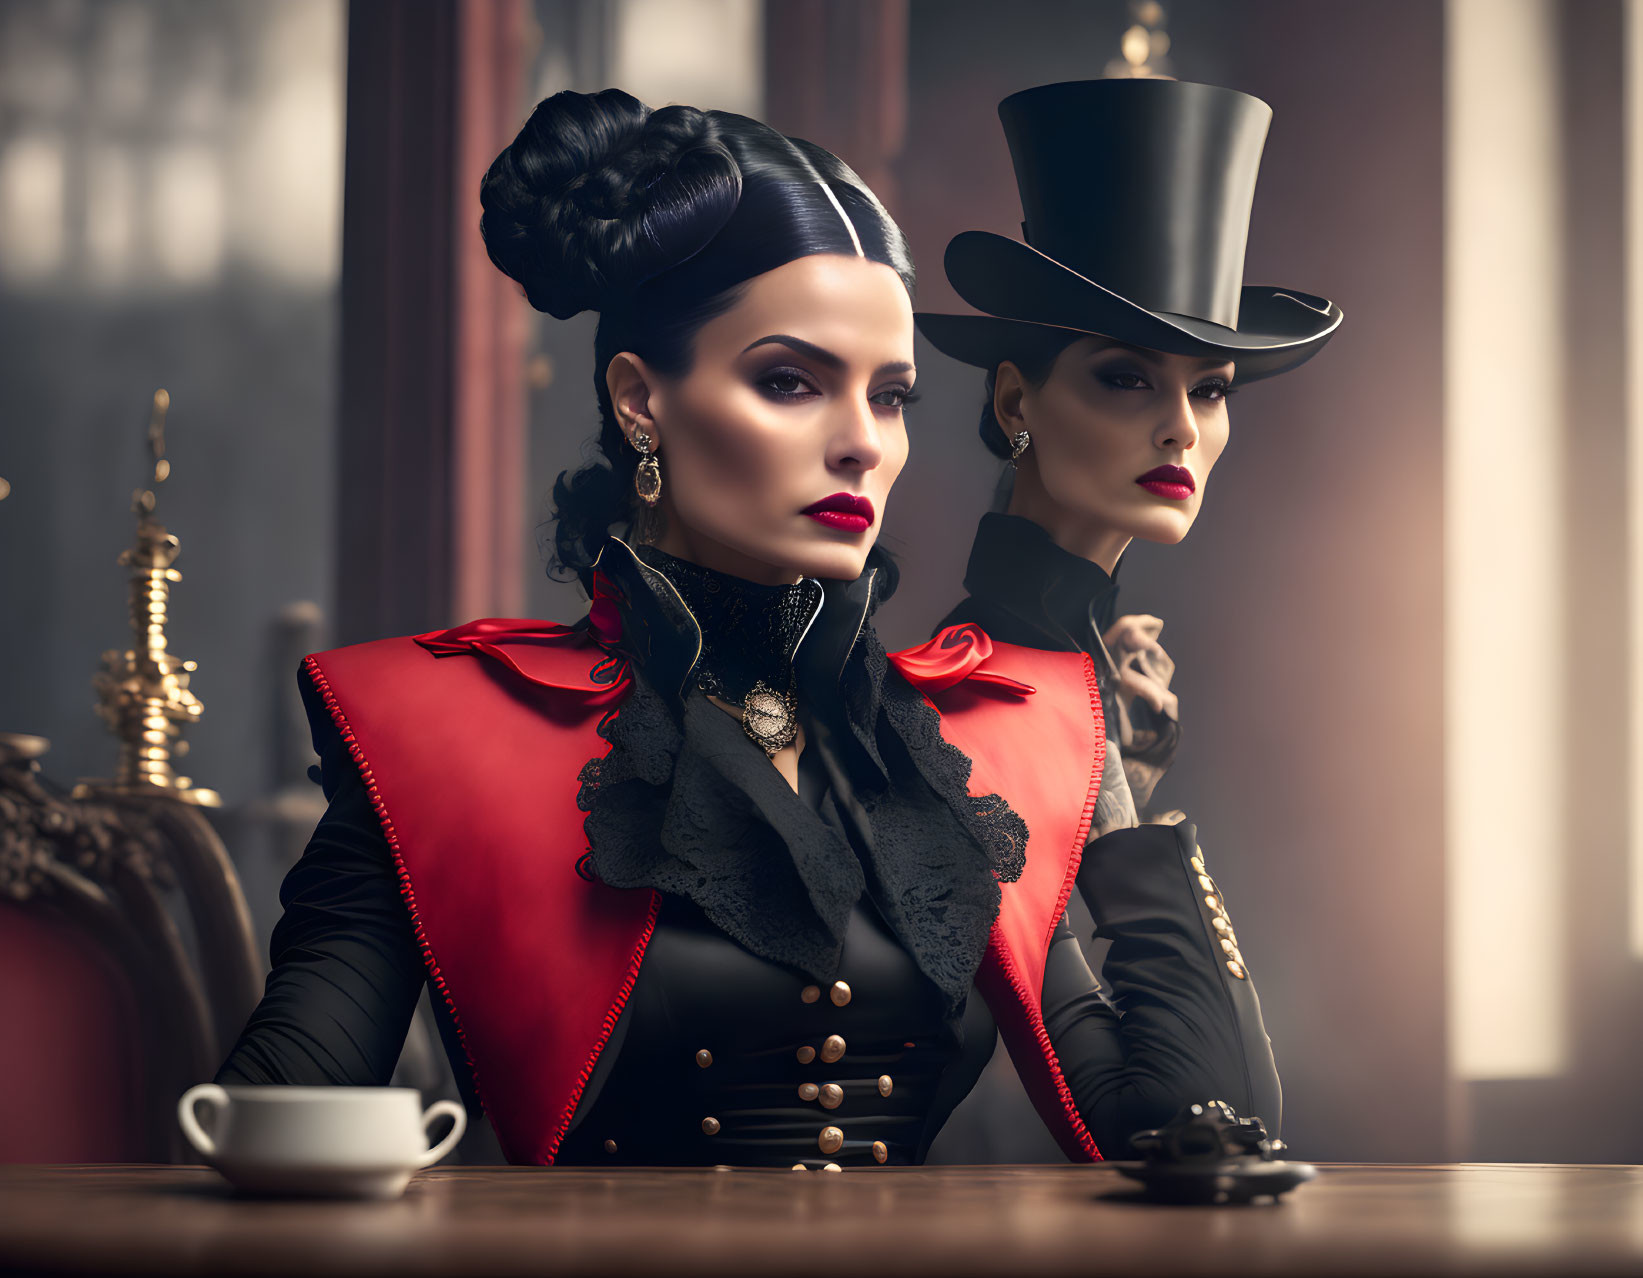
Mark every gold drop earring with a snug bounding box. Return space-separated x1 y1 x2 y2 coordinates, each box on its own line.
632 427 662 506
1009 431 1030 467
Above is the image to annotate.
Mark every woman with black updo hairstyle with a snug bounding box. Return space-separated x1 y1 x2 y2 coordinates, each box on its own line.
216 87 1280 1170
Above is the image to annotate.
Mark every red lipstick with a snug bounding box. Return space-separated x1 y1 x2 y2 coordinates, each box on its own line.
1136 465 1195 502
801 492 875 532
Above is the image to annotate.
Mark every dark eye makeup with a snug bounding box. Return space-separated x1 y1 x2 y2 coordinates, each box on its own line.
754 364 918 412
755 366 819 400
1097 367 1151 391
871 386 919 410
1093 364 1237 402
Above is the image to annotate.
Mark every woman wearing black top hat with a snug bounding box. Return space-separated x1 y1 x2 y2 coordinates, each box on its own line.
920 77 1340 727
918 76 1342 1139
921 77 1341 809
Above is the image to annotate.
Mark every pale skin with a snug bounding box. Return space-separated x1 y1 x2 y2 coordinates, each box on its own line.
604 253 916 791
994 337 1234 832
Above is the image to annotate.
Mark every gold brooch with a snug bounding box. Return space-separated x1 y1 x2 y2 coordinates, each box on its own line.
741 680 798 756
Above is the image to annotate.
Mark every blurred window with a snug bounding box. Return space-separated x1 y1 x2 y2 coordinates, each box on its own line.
0 0 345 809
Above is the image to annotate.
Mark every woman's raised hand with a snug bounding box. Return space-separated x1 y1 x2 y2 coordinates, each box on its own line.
1101 613 1181 815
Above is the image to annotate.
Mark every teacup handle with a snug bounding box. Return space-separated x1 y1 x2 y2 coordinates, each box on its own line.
177 1083 229 1160
416 1099 467 1168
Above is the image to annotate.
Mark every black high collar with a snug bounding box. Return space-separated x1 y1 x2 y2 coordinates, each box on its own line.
588 537 879 708
958 513 1122 654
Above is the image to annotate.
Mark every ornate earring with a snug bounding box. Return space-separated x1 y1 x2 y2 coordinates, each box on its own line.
631 427 662 506
1009 430 1030 467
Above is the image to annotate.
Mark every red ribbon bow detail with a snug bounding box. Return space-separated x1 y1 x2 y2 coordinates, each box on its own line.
415 616 628 695
888 624 1036 697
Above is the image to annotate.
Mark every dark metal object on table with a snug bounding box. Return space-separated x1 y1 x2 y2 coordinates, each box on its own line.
1119 1100 1316 1205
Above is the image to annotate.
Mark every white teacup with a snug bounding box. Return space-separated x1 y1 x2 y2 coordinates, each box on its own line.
177 1084 466 1200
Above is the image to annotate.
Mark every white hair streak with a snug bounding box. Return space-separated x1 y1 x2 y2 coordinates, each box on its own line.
817 182 864 257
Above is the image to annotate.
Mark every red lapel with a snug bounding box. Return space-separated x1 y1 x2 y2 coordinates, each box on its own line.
893 623 1106 1160
305 626 654 1165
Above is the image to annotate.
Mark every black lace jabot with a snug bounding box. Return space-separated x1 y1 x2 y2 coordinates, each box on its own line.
574 538 1028 1014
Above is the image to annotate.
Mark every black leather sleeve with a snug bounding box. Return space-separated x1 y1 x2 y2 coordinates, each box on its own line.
214 676 426 1088
1040 820 1281 1156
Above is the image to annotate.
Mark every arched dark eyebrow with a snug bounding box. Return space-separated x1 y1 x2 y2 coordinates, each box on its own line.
1086 339 1234 374
741 334 915 379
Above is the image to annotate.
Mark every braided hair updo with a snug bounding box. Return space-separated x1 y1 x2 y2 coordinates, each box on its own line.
480 88 915 593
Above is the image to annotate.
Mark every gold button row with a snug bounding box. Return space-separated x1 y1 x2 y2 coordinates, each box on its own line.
699 981 885 1165
798 982 852 1122
796 1034 847 1064
1194 847 1247 979
797 1076 891 1109
802 982 886 1168
811 1128 889 1163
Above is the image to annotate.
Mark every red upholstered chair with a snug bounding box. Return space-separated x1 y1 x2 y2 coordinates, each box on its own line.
0 734 260 1162
0 902 148 1161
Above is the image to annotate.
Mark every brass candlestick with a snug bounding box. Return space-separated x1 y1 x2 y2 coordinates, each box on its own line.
77 390 220 807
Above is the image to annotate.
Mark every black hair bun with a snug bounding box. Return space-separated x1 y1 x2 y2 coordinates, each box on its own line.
480 88 742 319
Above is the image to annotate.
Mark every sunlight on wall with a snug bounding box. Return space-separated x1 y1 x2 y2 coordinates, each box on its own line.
1445 0 1568 1079
0 133 66 282
611 0 763 116
0 0 342 293
151 143 226 285
233 0 344 286
83 142 138 284
1627 1 1643 960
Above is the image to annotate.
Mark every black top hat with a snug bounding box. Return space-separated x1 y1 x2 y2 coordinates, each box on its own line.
915 78 1341 383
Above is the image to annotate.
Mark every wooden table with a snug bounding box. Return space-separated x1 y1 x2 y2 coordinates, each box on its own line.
2 1163 1641 1276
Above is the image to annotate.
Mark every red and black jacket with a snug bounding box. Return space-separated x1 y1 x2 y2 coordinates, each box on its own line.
300 560 1110 1166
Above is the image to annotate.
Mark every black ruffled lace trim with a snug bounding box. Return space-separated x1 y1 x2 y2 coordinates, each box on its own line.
869 640 1027 884
577 669 865 979
575 588 1030 1014
838 632 1026 1007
